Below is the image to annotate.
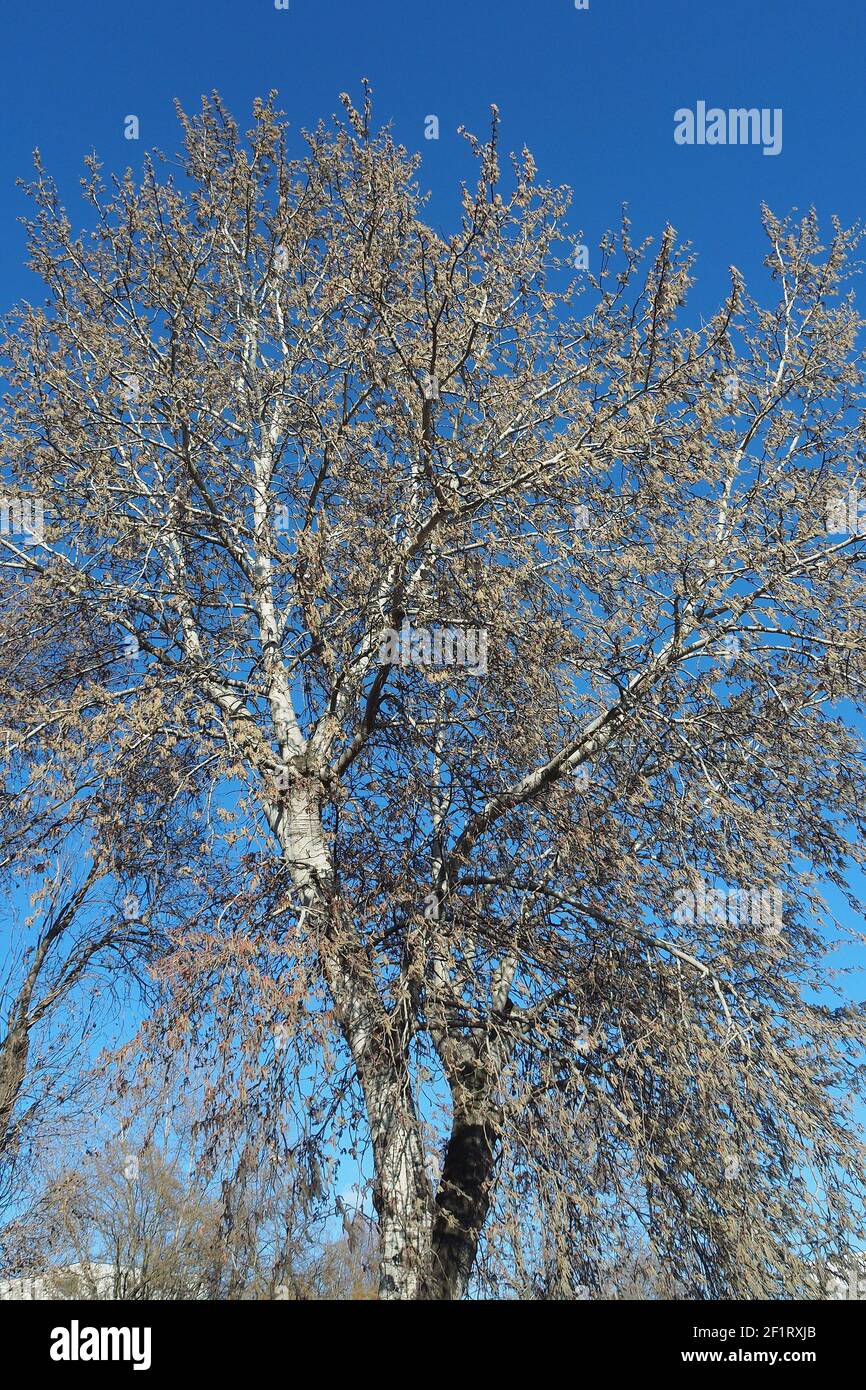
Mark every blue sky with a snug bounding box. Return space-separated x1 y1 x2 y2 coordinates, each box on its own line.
2 0 863 968
1 0 864 1225
2 0 865 316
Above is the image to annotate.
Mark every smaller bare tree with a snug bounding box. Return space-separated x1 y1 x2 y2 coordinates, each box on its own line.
3 1122 377 1300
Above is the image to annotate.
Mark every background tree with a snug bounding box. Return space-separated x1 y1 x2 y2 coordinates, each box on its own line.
0 574 144 1197
1 1118 377 1300
0 543 216 1208
2 88 865 1298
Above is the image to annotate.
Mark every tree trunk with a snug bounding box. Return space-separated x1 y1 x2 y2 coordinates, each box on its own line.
363 1066 433 1299
426 1086 499 1300
0 1022 30 1152
275 781 434 1298
275 781 507 1300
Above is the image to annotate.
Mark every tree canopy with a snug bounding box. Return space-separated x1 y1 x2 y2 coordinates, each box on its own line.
1 89 865 1298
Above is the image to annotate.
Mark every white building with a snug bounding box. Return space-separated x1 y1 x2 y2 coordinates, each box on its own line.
0 1262 119 1300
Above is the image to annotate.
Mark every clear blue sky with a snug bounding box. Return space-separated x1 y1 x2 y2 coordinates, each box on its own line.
2 0 863 1220
2 0 864 315
2 0 863 954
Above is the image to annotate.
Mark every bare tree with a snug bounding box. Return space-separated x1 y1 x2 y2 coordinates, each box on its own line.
2 1119 376 1300
0 567 203 1198
0 579 129 1184
2 88 865 1298
1 861 102 1160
